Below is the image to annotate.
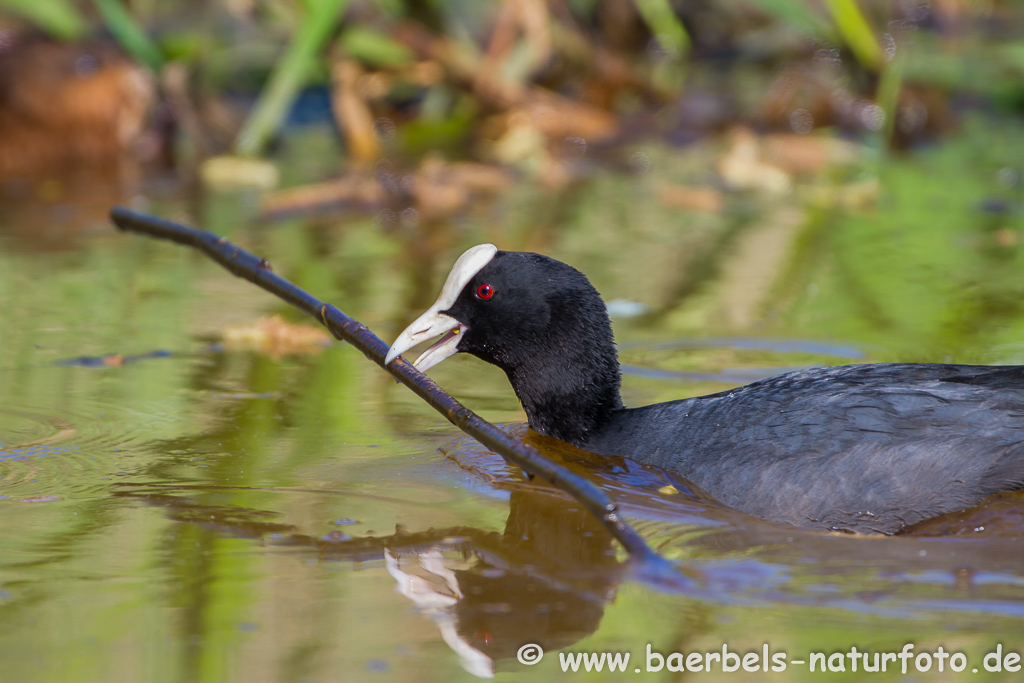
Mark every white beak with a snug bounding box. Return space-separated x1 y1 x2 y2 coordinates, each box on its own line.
385 244 498 371
385 307 467 372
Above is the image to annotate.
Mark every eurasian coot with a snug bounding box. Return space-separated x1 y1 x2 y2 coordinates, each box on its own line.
386 244 1024 533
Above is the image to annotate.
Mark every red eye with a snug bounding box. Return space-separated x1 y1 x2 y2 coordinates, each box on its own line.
476 283 494 300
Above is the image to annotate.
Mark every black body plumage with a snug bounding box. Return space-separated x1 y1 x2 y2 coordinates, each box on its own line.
588 364 1024 533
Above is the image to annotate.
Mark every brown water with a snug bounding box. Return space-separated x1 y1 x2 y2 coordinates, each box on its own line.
3 122 1024 682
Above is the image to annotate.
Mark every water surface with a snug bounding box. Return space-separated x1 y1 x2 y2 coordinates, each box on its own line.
3 121 1024 681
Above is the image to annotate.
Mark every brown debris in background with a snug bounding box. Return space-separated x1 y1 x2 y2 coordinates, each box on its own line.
330 57 381 166
758 65 845 133
515 89 618 143
260 172 385 218
656 184 725 214
261 157 510 222
717 127 792 194
0 37 154 179
391 21 619 142
222 315 331 358
761 133 857 177
758 63 955 147
410 157 512 221
475 0 552 103
717 127 858 193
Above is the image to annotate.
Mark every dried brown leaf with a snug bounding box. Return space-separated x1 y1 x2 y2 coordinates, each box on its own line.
656 183 725 214
717 128 792 194
222 315 331 358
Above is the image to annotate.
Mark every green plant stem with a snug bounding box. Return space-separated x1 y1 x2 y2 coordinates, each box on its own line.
0 0 87 40
234 0 352 157
93 0 163 70
825 0 882 71
876 49 905 148
634 0 690 59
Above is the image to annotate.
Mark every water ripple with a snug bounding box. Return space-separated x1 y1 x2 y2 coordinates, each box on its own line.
0 400 167 501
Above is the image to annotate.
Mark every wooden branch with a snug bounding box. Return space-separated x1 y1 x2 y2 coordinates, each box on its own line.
109 206 693 590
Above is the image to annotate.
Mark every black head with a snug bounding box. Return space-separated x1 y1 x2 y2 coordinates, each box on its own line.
388 247 623 445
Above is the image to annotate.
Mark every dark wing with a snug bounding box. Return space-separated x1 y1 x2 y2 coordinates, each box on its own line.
600 364 1024 533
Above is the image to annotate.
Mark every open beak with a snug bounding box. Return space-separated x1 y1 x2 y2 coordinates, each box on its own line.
385 306 467 372
385 244 498 372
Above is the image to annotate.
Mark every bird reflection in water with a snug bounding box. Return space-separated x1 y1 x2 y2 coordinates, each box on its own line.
381 487 623 677
112 424 719 677
116 482 641 678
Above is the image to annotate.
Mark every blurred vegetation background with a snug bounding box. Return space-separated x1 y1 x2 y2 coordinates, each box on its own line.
2 0 1023 175
3 3 1024 681
2 0 1024 368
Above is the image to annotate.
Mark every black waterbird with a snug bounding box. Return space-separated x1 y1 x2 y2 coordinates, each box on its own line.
386 245 1024 534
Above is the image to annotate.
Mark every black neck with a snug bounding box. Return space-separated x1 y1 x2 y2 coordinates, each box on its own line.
503 341 623 446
